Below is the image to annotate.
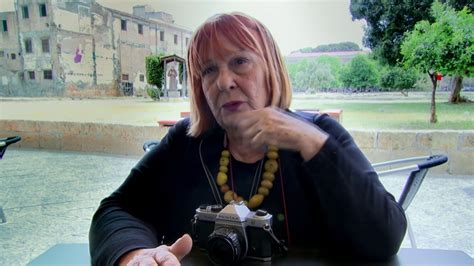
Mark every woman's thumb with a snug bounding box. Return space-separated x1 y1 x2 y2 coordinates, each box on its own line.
169 234 193 261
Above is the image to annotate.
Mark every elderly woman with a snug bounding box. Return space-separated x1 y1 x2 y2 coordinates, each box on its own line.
89 12 407 265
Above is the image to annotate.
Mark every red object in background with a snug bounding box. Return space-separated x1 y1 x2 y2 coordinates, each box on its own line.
436 73 443 80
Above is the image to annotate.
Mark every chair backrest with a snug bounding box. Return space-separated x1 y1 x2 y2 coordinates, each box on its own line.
373 154 448 211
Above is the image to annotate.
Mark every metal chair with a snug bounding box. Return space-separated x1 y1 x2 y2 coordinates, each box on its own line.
373 155 449 248
143 140 160 152
0 136 21 160
0 136 22 224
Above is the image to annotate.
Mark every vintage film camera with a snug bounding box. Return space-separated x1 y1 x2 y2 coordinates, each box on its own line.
191 201 287 265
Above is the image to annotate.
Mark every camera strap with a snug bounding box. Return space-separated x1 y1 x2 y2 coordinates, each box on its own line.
263 224 288 255
199 138 223 205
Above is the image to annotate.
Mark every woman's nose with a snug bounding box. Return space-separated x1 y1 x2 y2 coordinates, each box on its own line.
216 68 236 91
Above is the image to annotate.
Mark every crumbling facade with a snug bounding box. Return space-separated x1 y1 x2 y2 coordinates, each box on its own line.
0 0 192 97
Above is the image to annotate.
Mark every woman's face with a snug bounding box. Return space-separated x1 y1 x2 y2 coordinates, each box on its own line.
200 36 269 130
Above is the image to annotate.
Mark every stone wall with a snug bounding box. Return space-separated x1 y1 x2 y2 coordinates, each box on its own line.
351 130 473 175
1 120 472 175
0 120 168 156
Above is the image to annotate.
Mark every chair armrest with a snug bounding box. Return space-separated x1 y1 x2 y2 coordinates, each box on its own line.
0 136 21 147
143 140 161 152
417 154 448 170
0 136 21 159
373 154 448 211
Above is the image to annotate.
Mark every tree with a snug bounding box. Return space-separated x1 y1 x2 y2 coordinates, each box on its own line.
287 56 342 92
434 4 473 102
295 42 361 53
379 67 419 93
350 0 473 66
340 55 379 90
350 0 434 65
401 1 473 122
305 58 342 92
287 59 311 91
145 55 165 100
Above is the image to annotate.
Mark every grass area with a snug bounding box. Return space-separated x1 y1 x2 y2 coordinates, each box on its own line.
292 100 473 130
1 92 472 130
291 91 474 130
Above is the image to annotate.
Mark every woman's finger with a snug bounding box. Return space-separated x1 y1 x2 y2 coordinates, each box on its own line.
156 253 180 266
169 234 193 261
128 255 158 266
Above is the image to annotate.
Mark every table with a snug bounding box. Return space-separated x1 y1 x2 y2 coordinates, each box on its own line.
27 243 473 265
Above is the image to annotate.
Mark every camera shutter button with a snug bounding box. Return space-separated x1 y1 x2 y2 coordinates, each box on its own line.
211 206 223 212
255 209 268 216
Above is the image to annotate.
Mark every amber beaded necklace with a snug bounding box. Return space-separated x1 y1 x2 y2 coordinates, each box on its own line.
216 141 279 210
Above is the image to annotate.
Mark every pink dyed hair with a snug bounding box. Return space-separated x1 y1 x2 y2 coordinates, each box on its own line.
186 12 292 137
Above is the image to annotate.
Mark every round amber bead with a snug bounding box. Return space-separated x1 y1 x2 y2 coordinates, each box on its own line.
268 145 278 152
266 151 278 159
262 172 275 181
219 157 229 166
220 184 230 193
261 180 273 189
217 172 228 186
247 194 264 209
224 190 235 203
258 187 269 196
264 159 278 173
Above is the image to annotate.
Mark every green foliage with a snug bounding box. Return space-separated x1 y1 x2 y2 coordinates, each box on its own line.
287 56 343 92
380 67 419 91
350 0 472 66
178 62 184 84
398 1 474 122
401 1 473 77
145 54 165 100
146 86 160 100
296 42 361 53
442 0 474 11
339 55 379 89
350 0 433 65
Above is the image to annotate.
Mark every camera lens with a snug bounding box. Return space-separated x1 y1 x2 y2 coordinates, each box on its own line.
207 227 244 265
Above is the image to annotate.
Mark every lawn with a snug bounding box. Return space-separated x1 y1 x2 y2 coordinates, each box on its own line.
291 91 474 130
292 100 474 130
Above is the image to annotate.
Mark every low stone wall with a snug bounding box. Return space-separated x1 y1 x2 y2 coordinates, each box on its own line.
0 120 169 156
1 120 473 175
351 130 473 175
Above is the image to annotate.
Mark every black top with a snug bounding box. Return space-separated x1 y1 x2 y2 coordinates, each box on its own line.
89 112 407 265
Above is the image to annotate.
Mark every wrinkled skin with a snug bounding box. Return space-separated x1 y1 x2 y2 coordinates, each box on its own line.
200 35 328 163
119 234 192 266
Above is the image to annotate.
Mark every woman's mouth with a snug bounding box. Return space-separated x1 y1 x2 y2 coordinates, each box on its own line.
222 101 244 112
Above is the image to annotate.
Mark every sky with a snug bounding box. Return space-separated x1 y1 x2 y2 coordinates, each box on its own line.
0 0 367 55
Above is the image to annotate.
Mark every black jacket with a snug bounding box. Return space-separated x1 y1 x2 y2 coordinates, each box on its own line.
89 112 407 265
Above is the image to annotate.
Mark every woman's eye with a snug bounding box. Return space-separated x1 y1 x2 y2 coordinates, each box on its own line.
234 57 248 65
202 66 216 76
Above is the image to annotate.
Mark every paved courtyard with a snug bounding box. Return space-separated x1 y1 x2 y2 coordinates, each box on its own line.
0 148 473 265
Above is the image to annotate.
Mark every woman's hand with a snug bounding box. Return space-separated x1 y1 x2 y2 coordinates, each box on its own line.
119 234 193 266
231 107 329 161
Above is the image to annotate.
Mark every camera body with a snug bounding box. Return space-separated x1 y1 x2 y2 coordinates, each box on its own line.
192 201 275 264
